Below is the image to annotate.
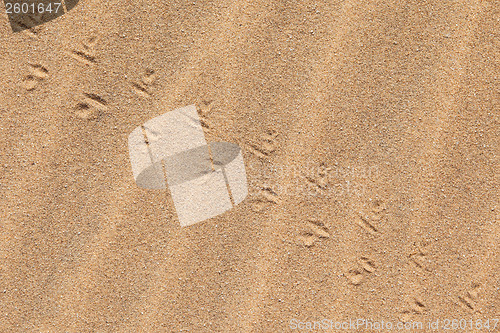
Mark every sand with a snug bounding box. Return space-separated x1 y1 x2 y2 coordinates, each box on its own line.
0 0 498 331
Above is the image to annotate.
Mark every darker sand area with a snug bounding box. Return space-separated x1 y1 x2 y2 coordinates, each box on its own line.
0 0 498 331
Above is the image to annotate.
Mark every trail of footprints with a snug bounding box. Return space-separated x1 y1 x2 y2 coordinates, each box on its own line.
346 200 385 285
22 63 49 91
21 33 161 121
197 100 214 132
17 30 487 321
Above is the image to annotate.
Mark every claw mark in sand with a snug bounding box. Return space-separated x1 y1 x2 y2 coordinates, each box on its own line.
70 50 96 65
250 187 279 212
346 257 376 285
22 64 49 91
359 257 376 273
247 130 279 159
458 295 475 311
297 219 330 247
399 297 426 322
399 310 412 323
68 36 98 65
356 214 379 235
29 64 49 79
355 199 388 235
197 100 214 131
347 269 364 286
304 163 330 191
409 242 431 272
74 93 108 120
11 14 43 37
410 297 426 314
457 284 481 312
131 69 156 98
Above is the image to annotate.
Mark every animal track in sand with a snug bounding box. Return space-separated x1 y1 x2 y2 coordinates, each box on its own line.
297 219 330 247
408 242 431 272
399 296 427 322
304 163 330 193
68 36 98 65
346 257 376 286
347 269 364 286
457 283 481 313
22 63 49 91
74 93 108 120
197 99 214 132
247 129 279 159
250 187 279 212
355 199 388 235
131 69 156 98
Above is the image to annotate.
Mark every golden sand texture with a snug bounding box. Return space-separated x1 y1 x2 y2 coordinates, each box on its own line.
0 0 498 331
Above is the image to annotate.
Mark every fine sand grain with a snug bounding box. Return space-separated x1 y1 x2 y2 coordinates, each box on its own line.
0 0 498 331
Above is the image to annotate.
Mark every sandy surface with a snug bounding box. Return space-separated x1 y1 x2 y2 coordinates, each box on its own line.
0 0 498 331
